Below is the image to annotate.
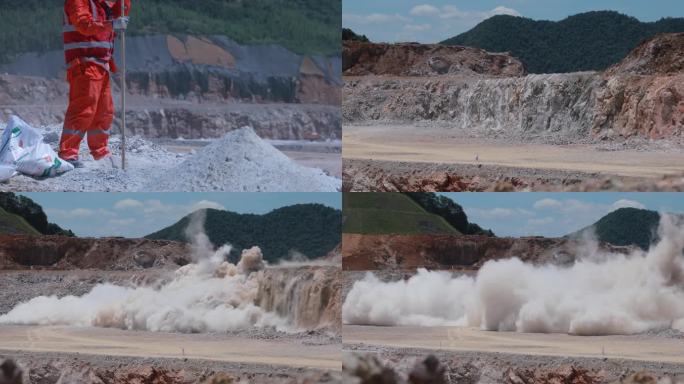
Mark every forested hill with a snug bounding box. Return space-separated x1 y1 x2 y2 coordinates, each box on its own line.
1 0 341 63
441 11 684 74
571 208 662 251
146 204 341 263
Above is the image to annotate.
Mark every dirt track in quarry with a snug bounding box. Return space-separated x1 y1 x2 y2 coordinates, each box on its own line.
342 125 684 192
0 325 341 371
343 125 684 179
344 325 684 365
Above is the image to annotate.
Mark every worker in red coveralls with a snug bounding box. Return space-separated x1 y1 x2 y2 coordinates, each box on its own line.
60 0 131 168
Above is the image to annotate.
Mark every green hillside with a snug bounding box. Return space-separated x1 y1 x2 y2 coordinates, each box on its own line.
405 193 495 236
0 207 41 235
1 0 341 64
343 193 459 235
572 207 662 250
146 204 341 263
441 11 684 73
0 193 74 237
342 28 369 42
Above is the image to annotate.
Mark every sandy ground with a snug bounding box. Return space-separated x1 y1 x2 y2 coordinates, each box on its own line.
344 325 684 365
343 125 684 179
0 325 341 371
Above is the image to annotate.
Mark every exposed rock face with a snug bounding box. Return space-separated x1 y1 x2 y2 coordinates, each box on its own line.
606 33 684 76
595 33 684 139
256 266 341 331
0 235 189 270
344 34 684 141
124 104 341 140
342 233 632 270
343 41 525 77
0 74 341 140
594 74 684 139
1 35 341 106
344 74 599 138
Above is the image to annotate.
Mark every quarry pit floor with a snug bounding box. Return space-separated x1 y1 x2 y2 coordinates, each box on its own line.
344 325 684 365
0 325 342 371
343 125 684 190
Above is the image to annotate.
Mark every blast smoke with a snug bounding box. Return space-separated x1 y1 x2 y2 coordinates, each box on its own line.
0 213 296 333
343 214 684 335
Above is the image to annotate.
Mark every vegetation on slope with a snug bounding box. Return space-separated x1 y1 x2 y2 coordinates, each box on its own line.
573 207 662 250
442 11 684 73
342 28 369 42
343 193 460 235
0 0 341 64
0 193 74 237
0 207 41 235
146 204 341 263
404 193 494 236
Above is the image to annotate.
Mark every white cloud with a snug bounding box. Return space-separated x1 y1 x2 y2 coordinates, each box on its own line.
533 198 563 210
421 5 521 20
114 199 144 210
46 207 115 219
190 200 226 212
345 4 521 43
611 199 646 211
410 4 440 17
343 13 410 25
489 6 522 17
468 207 533 220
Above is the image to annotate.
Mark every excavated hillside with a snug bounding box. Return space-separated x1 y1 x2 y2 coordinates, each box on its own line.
342 233 632 270
343 41 525 77
0 35 342 141
344 33 684 141
0 235 189 270
3 35 341 105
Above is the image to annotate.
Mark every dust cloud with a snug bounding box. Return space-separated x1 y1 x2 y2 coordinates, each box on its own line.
343 215 684 335
0 212 293 333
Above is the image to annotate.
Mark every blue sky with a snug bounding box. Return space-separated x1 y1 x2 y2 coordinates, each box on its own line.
20 193 341 238
344 0 684 43
442 193 684 237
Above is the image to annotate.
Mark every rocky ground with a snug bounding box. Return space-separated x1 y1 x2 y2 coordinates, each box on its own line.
343 158 684 192
0 124 341 192
342 348 684 384
2 351 341 384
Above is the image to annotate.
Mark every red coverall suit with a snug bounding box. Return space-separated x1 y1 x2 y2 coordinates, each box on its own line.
60 0 130 161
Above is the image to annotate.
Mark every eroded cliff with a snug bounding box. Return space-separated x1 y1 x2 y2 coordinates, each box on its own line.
344 33 684 141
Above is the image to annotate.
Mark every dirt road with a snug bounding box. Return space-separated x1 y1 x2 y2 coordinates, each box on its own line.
344 325 684 365
0 325 341 371
343 125 684 178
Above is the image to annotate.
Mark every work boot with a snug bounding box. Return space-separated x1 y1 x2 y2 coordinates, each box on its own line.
65 159 85 169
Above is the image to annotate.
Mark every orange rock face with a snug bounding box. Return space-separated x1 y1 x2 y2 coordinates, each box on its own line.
342 233 632 271
0 235 189 271
343 41 526 77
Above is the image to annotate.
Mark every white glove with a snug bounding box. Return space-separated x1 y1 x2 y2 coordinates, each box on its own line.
113 17 129 30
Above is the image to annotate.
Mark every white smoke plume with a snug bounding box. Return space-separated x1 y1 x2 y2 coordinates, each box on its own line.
0 213 294 333
343 214 684 335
